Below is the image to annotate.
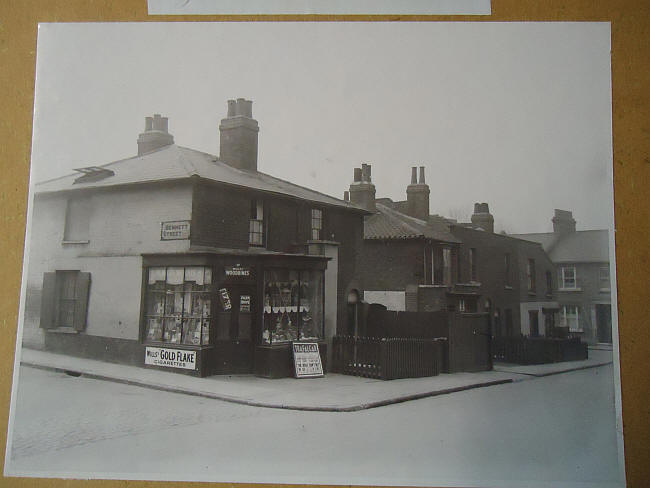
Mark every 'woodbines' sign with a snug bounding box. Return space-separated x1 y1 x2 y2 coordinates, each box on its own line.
145 347 196 370
161 220 190 240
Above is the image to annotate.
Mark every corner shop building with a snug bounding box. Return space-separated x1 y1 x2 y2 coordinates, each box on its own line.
23 100 367 377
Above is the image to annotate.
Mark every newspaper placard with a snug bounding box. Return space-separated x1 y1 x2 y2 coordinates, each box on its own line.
292 342 324 378
145 347 196 370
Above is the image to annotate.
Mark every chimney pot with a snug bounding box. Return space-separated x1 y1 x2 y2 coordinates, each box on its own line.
145 117 153 131
411 167 418 184
474 203 481 214
419 166 425 184
227 100 236 117
344 191 350 202
353 167 362 182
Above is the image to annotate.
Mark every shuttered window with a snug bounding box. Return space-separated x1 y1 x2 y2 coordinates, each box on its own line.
40 271 91 331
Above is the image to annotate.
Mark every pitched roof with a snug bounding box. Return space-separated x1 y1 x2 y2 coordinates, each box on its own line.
35 144 366 212
364 203 460 243
511 229 610 263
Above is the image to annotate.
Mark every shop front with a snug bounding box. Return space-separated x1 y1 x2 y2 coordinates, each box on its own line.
140 252 328 378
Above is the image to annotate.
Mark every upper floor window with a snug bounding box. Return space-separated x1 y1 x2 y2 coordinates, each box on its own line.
311 208 323 240
249 199 265 247
599 265 610 291
64 196 91 242
504 253 512 287
469 248 477 282
432 247 452 285
560 266 577 289
527 259 536 292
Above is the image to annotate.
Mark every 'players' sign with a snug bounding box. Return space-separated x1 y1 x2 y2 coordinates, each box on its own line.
292 342 324 378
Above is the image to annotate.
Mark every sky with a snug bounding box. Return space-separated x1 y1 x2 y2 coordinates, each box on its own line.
30 22 613 234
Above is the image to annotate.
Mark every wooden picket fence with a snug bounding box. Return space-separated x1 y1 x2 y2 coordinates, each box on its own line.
493 336 588 365
331 336 446 380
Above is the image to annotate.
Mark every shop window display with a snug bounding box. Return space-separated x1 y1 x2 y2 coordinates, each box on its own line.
145 266 212 345
263 268 323 344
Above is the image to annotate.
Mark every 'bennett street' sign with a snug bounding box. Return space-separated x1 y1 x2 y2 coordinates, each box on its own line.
161 220 190 240
292 342 324 378
145 347 196 370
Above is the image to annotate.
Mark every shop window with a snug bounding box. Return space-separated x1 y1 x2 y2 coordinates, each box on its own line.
311 208 323 240
63 196 91 242
527 259 536 292
560 266 576 289
144 266 212 346
469 248 477 282
263 268 324 344
599 265 610 291
39 271 91 331
249 199 265 247
458 298 466 312
560 305 580 331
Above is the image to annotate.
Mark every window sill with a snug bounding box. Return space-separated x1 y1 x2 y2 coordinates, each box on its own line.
455 282 481 288
504 285 513 290
62 240 89 245
306 239 340 246
46 327 79 334
600 288 611 293
558 288 582 292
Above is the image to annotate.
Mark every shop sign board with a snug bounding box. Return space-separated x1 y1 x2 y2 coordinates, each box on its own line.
292 342 324 378
161 220 191 240
145 347 196 370
224 265 254 280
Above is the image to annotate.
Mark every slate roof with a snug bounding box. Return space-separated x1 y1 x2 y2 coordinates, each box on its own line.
364 202 460 243
35 144 366 212
511 229 610 263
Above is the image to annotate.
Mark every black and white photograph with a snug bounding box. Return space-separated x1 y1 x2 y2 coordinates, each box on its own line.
5 22 624 487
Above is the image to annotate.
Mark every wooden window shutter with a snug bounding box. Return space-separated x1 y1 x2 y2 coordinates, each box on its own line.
39 272 57 329
73 272 91 331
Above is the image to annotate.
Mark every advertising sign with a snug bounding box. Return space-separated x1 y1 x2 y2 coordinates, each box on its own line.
145 347 196 370
224 265 254 280
219 288 232 310
161 220 191 240
240 294 251 312
292 342 324 378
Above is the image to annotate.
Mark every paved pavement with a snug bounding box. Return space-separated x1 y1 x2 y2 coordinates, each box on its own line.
18 346 613 412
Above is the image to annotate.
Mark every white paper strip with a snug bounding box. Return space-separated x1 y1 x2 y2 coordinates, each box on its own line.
148 0 491 16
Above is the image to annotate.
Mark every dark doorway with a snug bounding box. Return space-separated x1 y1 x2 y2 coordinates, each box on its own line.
596 304 612 344
214 284 257 372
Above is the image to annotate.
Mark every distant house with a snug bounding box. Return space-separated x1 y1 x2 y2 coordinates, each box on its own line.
512 210 613 345
346 165 559 338
24 99 368 377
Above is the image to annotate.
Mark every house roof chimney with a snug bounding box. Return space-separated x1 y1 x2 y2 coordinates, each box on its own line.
349 163 376 211
219 98 259 171
137 114 174 156
552 209 576 234
471 202 494 233
405 166 430 221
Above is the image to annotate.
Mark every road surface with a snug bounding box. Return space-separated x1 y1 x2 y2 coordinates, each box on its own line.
5 364 624 487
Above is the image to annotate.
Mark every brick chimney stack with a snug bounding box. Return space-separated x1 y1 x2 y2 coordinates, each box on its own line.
405 166 430 221
552 209 576 234
219 98 259 171
471 202 494 233
137 114 174 156
348 163 376 211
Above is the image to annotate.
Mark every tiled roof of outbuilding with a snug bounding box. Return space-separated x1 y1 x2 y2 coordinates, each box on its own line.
511 229 610 263
35 144 366 212
364 203 460 243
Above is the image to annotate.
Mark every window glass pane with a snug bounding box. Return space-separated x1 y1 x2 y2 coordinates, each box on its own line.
300 269 323 340
263 269 303 343
144 266 212 345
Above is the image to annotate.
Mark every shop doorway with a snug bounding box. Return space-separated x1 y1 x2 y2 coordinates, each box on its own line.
214 284 257 372
596 304 612 344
